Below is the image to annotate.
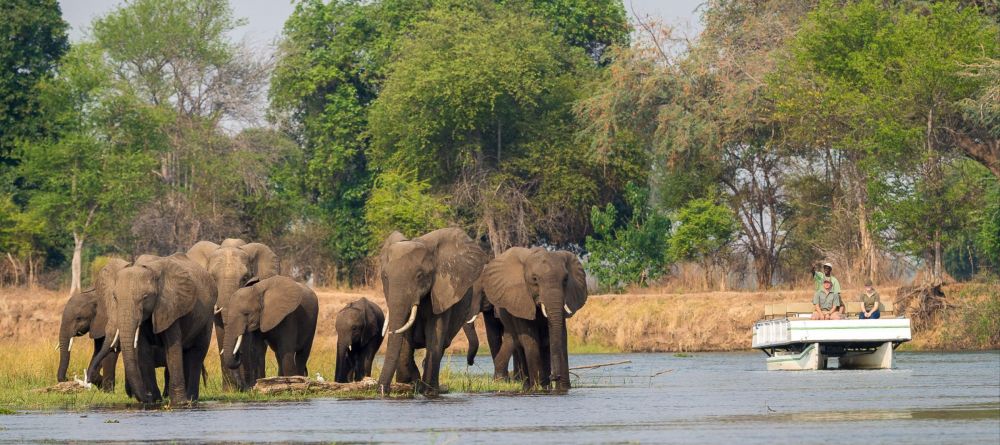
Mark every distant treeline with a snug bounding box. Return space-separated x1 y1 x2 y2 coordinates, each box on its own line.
1 0 997 291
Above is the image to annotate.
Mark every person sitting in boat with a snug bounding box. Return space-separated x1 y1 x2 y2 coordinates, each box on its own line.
812 278 843 320
812 262 840 294
858 279 881 319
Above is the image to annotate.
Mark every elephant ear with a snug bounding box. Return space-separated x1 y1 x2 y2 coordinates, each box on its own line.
556 251 588 317
423 228 487 314
483 247 536 320
260 278 302 333
150 258 199 334
241 243 280 279
186 241 220 269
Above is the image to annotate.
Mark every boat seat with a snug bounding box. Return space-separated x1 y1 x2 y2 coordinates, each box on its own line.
763 300 896 319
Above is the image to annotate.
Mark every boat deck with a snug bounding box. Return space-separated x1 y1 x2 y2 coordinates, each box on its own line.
752 318 912 371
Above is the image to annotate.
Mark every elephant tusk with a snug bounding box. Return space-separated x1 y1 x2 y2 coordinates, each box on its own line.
347 344 352 352
234 334 243 353
68 337 74 352
381 319 388 337
394 304 418 334
540 304 549 318
84 369 88 384
134 327 140 349
214 305 223 315
467 314 478 324
564 304 573 315
111 329 120 349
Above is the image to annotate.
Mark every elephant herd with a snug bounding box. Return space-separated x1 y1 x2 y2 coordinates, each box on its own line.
56 228 588 403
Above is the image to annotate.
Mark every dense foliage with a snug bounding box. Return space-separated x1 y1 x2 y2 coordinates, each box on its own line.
1 0 997 290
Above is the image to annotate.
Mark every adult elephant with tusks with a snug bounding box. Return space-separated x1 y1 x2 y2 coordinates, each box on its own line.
186 239 279 390
377 228 488 396
103 253 216 404
483 247 587 392
56 258 127 390
221 276 318 379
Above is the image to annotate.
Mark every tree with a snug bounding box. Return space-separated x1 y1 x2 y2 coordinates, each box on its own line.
17 44 160 293
669 198 737 290
364 170 450 244
92 0 273 253
770 0 1000 284
585 183 671 292
0 0 68 171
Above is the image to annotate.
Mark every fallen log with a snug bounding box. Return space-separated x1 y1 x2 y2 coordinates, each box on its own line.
33 381 91 393
252 376 413 395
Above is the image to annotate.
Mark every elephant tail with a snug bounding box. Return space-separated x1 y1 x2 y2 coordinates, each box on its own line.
463 323 478 366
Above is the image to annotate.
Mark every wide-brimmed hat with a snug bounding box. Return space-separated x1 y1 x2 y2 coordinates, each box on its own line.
864 279 873 287
822 262 833 268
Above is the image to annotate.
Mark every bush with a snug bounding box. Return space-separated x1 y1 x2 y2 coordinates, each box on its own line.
585 183 671 292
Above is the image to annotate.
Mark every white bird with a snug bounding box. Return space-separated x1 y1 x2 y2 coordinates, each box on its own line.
73 372 93 390
315 372 325 382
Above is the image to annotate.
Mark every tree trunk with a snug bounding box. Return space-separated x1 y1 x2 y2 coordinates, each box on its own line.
933 230 943 286
71 232 84 296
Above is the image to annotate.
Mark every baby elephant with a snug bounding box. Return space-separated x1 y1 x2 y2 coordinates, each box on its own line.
334 297 385 382
221 276 318 379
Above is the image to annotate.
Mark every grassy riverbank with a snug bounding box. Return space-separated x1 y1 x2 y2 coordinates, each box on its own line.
0 340 521 411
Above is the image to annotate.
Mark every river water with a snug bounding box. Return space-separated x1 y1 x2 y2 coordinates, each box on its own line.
1 351 998 444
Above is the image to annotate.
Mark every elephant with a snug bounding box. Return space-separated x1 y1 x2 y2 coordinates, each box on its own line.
468 278 525 380
482 247 587 391
58 258 128 390
186 239 279 390
334 297 384 383
220 276 318 380
377 228 488 396
97 253 216 404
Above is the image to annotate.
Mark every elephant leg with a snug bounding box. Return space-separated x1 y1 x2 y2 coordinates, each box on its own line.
100 348 118 392
513 325 544 390
395 335 419 384
421 340 445 396
512 345 527 381
161 324 189 404
539 337 552 389
138 342 162 402
297 332 313 377
352 351 366 382
183 327 211 401
493 330 515 380
362 344 378 379
277 347 297 377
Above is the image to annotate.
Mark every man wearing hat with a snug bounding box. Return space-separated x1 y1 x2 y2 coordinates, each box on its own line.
858 279 881 319
812 262 841 294
812 277 843 320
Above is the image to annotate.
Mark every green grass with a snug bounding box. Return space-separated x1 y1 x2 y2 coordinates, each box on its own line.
0 342 522 412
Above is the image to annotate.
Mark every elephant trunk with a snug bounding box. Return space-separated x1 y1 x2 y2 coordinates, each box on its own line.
378 300 415 395
56 331 72 382
121 321 154 403
222 327 245 370
463 323 479 367
334 336 352 383
86 328 116 384
542 288 570 391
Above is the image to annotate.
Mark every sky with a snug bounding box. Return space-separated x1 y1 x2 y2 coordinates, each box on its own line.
58 0 705 47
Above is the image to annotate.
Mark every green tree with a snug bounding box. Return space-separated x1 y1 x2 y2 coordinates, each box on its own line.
585 183 671 292
669 198 737 290
771 0 1000 283
0 0 68 171
17 44 160 293
364 170 450 245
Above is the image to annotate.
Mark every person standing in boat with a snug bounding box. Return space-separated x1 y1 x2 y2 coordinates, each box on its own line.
858 279 881 319
812 262 841 294
812 278 844 320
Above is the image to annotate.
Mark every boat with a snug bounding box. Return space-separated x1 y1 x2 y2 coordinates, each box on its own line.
751 302 911 370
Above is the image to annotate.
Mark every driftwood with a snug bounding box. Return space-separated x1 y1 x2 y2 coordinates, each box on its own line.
34 381 91 393
569 360 632 371
252 376 413 395
896 284 948 327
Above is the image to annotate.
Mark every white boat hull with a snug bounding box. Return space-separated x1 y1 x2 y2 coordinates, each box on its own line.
754 318 910 371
